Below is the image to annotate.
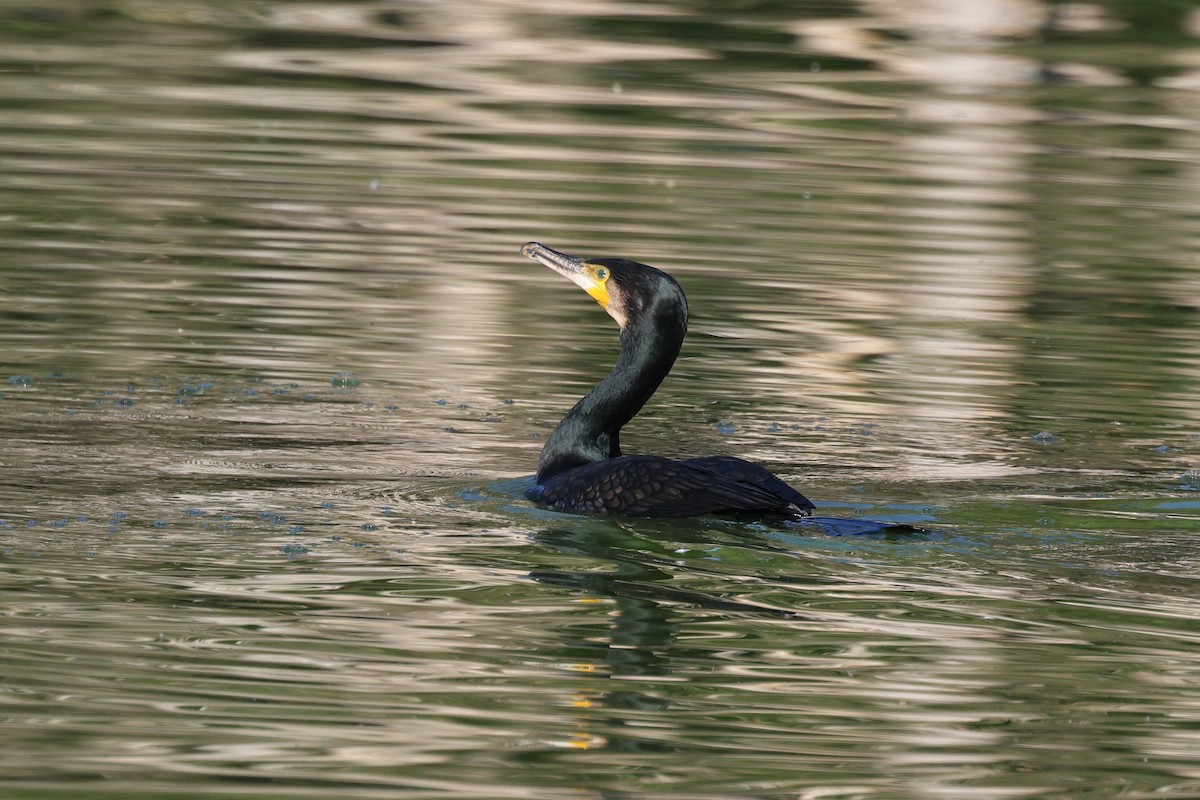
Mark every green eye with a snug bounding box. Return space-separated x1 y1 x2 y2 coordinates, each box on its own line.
595 267 609 281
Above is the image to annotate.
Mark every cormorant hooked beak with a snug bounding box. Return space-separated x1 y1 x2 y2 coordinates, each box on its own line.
521 242 612 311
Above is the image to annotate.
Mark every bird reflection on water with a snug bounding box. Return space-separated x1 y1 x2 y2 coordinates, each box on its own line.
523 518 930 752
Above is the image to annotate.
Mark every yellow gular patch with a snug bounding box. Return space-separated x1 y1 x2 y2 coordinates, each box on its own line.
584 264 611 308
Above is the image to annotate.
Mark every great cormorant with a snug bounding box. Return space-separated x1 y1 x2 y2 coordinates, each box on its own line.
522 242 815 518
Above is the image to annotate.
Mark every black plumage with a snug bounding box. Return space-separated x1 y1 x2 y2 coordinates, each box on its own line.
522 242 815 518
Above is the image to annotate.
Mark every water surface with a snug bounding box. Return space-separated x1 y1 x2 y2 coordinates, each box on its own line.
2 1 1200 797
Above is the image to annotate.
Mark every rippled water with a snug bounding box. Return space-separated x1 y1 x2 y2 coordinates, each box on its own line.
3 1 1200 797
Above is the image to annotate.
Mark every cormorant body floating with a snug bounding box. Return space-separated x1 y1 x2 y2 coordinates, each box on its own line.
522 242 816 518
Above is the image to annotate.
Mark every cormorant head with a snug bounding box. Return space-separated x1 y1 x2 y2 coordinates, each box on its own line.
521 242 687 332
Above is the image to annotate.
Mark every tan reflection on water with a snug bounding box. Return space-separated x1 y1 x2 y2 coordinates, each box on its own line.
2 2 1200 796
4 0 1198 442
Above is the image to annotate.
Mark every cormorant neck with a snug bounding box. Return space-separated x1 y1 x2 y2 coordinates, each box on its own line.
537 299 686 482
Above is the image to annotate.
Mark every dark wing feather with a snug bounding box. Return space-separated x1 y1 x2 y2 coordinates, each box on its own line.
533 455 812 517
682 456 816 515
